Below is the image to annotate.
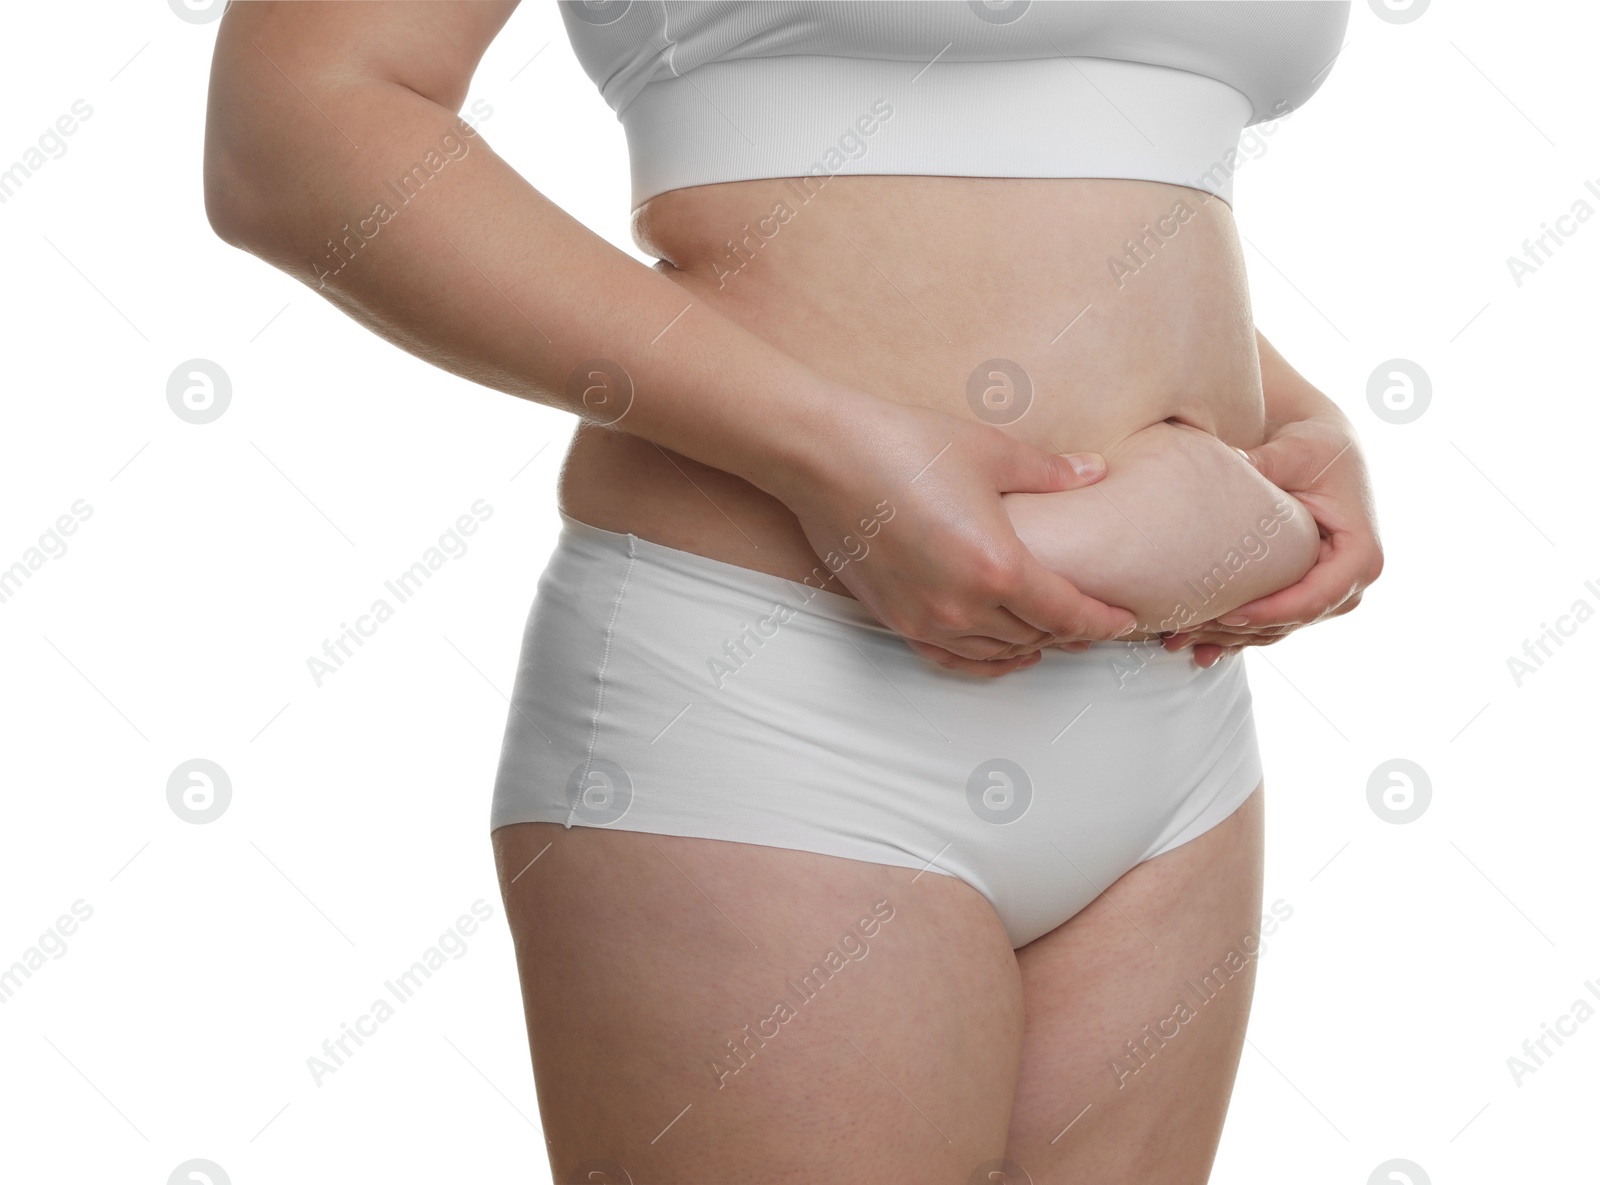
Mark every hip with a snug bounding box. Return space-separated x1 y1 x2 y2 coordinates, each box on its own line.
492 512 1257 812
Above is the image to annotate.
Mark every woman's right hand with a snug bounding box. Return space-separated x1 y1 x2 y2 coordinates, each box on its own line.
770 390 1139 677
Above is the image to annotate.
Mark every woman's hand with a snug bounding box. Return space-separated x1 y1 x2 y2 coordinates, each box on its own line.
773 391 1139 677
1162 412 1384 666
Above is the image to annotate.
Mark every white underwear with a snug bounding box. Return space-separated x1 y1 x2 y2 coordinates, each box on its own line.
490 513 1264 949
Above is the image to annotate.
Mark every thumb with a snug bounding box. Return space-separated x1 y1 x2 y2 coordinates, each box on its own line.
1239 432 1317 491
997 439 1107 494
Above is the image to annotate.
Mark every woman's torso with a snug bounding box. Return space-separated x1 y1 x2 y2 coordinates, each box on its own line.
559 172 1264 589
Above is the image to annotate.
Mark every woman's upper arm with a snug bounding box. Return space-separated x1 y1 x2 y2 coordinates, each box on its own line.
204 0 520 235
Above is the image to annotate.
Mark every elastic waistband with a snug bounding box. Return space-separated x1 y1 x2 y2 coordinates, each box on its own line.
557 512 893 634
553 512 1204 667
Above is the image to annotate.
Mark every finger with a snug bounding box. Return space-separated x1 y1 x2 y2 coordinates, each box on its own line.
1328 590 1363 618
1186 620 1295 641
997 445 1110 496
912 604 1065 660
865 581 1053 658
1166 626 1292 650
1006 551 1139 643
1193 643 1249 668
1240 431 1321 493
1054 451 1110 489
1194 642 1258 667
1212 532 1365 628
1048 639 1096 654
911 629 1031 662
904 638 1044 678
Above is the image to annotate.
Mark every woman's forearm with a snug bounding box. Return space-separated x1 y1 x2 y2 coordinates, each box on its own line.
1256 328 1349 432
199 5 1145 674
202 16 844 503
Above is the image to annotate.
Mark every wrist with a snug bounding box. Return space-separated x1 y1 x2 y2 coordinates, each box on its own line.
1256 328 1351 434
1265 400 1351 439
1261 371 1353 436
714 371 870 506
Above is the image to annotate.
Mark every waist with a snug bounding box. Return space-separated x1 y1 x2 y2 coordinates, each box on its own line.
567 173 1266 587
638 174 1261 444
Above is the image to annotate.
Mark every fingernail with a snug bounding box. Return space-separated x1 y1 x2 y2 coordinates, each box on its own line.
1065 452 1105 479
1219 614 1249 626
1115 620 1138 638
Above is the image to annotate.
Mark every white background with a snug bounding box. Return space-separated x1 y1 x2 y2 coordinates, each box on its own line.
1 1 1594 1182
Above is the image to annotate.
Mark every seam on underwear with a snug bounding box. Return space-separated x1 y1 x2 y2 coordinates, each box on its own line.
658 0 680 77
566 533 638 827
1142 694 1259 862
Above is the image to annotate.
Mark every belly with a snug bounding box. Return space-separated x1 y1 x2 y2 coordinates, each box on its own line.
559 175 1266 591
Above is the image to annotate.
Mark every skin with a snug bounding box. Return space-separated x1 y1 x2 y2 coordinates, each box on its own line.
1002 418 1320 636
491 785 1264 1183
203 3 1382 1180
1160 363 1384 666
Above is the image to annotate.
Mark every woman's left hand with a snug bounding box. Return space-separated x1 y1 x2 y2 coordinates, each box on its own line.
1162 413 1384 667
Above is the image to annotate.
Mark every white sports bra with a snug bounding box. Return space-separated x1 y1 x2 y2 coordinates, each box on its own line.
559 0 1350 209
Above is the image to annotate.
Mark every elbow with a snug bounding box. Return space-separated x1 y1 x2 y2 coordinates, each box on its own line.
202 147 317 286
203 144 269 250
202 108 304 255
203 123 342 290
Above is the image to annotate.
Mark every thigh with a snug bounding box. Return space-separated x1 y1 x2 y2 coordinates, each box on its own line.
492 820 1026 1184
1002 781 1266 1184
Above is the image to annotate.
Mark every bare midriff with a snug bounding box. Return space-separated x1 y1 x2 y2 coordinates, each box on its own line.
558 175 1312 628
